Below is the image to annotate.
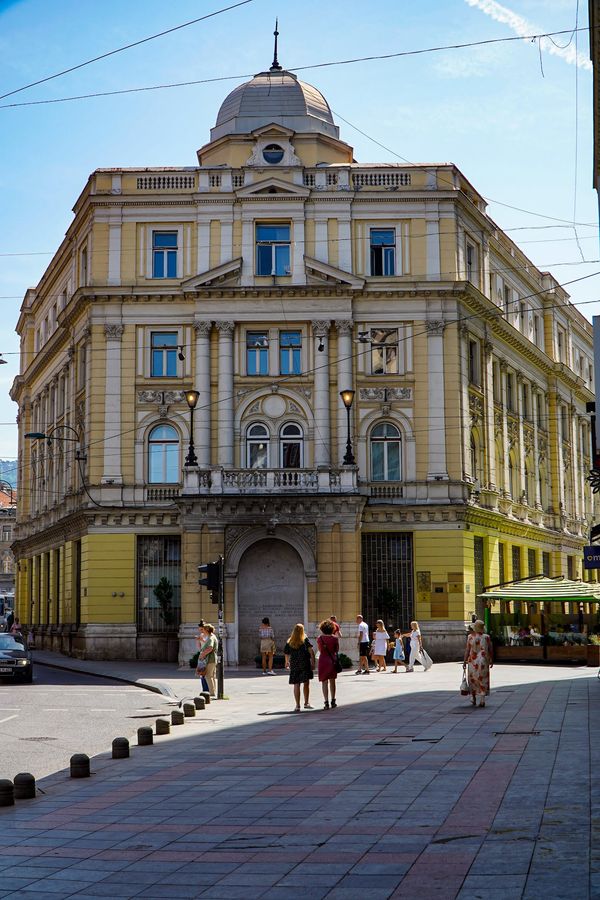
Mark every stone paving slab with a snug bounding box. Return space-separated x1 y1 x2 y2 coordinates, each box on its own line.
0 661 598 899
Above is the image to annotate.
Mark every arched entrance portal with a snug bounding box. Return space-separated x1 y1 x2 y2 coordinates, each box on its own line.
237 539 305 665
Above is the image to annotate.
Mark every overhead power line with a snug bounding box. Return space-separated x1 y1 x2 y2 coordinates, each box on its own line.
0 26 592 110
0 0 255 102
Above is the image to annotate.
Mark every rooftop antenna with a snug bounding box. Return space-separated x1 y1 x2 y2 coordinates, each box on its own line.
270 18 282 71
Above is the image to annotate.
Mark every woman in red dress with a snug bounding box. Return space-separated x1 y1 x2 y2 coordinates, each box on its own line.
317 619 340 710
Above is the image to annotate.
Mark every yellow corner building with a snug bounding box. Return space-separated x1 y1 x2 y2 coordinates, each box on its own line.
10 51 598 664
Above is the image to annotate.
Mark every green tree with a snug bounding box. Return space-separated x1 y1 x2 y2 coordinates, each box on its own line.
153 577 175 629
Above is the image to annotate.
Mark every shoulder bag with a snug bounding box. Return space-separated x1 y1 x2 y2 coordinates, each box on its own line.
322 638 343 673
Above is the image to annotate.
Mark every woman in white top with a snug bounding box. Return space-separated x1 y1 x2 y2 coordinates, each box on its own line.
404 621 423 672
372 620 390 672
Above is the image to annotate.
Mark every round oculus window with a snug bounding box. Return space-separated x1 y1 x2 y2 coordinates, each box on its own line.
262 144 284 164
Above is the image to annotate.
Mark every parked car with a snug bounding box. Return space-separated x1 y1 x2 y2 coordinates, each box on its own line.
0 633 33 682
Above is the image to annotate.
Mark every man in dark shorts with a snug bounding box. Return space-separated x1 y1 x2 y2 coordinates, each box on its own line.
356 614 370 674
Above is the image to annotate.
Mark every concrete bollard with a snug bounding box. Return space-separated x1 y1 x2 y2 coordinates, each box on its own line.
0 780 14 807
193 696 205 711
156 718 170 735
112 737 130 759
183 702 196 718
70 754 90 778
200 691 211 704
171 710 185 726
14 773 35 800
137 727 153 746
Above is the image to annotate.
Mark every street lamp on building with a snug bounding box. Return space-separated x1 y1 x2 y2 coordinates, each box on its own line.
340 389 356 466
184 390 200 467
25 424 86 461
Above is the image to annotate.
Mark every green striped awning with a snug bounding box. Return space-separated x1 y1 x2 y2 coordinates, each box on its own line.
479 576 600 602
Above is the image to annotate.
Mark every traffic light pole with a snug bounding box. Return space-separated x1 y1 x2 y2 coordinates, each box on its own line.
217 555 225 700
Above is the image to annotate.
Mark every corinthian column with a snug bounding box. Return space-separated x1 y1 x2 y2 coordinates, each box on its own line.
216 322 235 467
102 323 124 484
312 320 331 466
194 321 212 467
336 320 354 465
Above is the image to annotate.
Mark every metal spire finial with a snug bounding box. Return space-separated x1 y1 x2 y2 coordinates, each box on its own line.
271 18 282 71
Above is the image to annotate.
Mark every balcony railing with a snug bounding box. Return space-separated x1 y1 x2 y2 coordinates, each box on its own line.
182 466 357 495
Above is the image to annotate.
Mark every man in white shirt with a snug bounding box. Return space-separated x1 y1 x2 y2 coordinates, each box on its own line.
356 614 370 675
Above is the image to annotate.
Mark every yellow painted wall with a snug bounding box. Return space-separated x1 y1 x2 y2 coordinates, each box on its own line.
81 533 135 623
413 529 473 621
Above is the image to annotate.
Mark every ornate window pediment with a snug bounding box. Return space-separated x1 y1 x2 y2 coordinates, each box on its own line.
235 176 309 198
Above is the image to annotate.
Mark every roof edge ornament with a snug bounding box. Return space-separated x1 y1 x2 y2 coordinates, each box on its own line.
270 18 282 71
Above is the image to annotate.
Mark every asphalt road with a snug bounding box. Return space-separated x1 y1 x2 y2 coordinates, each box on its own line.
0 664 176 782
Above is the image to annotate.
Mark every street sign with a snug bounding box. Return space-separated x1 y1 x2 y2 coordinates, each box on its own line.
583 545 600 569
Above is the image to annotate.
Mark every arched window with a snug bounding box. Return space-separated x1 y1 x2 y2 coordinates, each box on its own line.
280 423 303 468
370 423 401 482
148 424 180 484
246 423 269 468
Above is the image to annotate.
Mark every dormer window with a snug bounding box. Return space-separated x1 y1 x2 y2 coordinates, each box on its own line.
263 144 284 164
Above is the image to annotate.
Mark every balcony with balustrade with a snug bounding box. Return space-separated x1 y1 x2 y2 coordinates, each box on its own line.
182 466 357 496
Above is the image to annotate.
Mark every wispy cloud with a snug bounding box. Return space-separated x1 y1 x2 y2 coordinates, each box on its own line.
464 0 592 70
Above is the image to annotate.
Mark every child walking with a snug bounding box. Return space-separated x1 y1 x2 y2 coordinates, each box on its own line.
392 629 408 672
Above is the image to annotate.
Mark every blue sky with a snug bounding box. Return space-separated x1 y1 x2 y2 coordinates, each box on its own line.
0 0 597 460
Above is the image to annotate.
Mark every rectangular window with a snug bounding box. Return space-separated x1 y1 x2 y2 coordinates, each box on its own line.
542 551 550 576
567 555 574 580
474 536 485 599
256 224 291 276
361 533 414 629
80 247 88 287
512 545 521 581
77 343 86 390
370 229 396 276
506 373 515 412
246 331 269 376
151 332 178 377
561 406 568 442
528 548 536 576
466 243 475 281
279 331 301 375
533 315 541 347
503 284 511 317
498 542 505 584
522 383 529 419
519 302 526 333
371 328 398 374
468 339 480 385
536 393 543 428
557 327 565 362
493 362 501 402
152 232 178 278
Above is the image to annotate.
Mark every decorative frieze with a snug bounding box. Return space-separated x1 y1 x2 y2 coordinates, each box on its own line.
137 390 186 404
359 387 412 401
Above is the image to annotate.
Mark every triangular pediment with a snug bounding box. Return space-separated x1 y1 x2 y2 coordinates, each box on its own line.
251 123 295 139
182 258 242 289
236 176 309 198
304 256 365 289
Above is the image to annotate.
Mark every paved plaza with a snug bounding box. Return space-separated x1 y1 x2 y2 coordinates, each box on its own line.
0 657 598 899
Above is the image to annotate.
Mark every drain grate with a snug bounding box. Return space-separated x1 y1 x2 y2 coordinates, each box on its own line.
494 730 540 736
20 737 57 742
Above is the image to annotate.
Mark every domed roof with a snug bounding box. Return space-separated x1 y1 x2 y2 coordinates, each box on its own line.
210 68 340 141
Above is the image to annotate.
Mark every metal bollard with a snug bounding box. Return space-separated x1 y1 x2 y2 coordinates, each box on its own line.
137 727 153 746
183 702 196 718
171 710 185 726
14 773 35 800
112 737 130 759
0 780 14 807
70 754 90 778
156 718 170 735
193 696 205 711
200 691 211 704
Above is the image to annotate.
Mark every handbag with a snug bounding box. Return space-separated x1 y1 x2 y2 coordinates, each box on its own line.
460 668 470 695
323 639 343 674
